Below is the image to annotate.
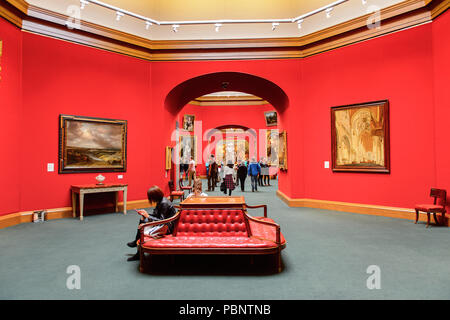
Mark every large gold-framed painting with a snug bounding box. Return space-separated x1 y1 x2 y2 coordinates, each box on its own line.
216 138 249 164
264 111 278 127
331 100 390 173
278 131 287 170
59 115 127 173
179 135 197 163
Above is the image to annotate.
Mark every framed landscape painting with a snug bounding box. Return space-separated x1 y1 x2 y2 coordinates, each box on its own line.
264 111 278 127
331 100 390 173
59 115 127 173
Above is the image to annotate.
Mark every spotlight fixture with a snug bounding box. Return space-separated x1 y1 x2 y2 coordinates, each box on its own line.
80 0 89 10
116 11 124 21
74 0 349 34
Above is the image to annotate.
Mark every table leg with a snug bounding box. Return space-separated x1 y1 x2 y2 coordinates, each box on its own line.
115 191 119 213
123 187 127 215
80 192 84 221
72 191 77 218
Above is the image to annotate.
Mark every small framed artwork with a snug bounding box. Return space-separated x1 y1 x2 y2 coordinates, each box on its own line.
59 115 127 173
278 131 288 170
264 111 278 127
165 146 173 170
331 100 390 173
183 114 195 132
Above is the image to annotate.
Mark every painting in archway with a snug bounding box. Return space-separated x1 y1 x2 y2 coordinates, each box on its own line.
331 100 390 173
59 115 127 173
216 139 249 164
264 111 278 127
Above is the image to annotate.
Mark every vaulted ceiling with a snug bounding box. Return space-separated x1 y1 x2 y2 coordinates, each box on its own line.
26 0 407 40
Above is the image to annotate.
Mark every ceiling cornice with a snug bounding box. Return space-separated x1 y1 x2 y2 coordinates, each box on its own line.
1 0 449 61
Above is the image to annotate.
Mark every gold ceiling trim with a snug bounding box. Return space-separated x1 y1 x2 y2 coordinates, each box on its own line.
1 0 448 61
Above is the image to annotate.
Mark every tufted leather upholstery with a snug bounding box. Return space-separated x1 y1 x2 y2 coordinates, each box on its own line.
140 209 284 250
176 209 248 237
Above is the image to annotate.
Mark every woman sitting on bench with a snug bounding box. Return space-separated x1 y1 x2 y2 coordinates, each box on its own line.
126 186 176 262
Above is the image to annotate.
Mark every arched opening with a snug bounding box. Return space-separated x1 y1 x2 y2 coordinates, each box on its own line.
165 72 289 115
165 72 288 196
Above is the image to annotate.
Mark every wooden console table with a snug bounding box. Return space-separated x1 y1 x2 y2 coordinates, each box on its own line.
71 183 128 221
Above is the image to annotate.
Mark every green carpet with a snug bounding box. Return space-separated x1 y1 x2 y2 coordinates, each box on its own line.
1 179 449 300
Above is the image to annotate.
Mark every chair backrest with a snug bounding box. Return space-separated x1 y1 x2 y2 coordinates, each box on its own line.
174 209 248 237
168 180 175 192
430 188 447 206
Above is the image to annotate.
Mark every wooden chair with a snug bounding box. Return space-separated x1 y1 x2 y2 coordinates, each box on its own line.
415 188 447 227
179 178 193 193
168 180 185 202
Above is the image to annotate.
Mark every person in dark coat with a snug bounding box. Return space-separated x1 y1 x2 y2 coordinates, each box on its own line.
127 186 176 261
207 155 218 191
237 160 248 192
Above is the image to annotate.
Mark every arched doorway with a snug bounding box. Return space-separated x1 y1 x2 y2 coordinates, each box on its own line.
164 72 288 192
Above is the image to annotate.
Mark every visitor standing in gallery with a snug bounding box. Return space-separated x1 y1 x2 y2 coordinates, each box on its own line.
248 158 261 192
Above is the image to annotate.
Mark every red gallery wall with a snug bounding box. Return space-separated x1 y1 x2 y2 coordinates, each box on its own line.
300 22 436 208
19 32 153 212
0 18 22 215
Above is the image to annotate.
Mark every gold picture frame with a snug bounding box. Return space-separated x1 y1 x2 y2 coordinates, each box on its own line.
182 114 195 132
278 131 287 171
264 111 278 127
331 100 390 173
165 146 173 170
179 135 197 163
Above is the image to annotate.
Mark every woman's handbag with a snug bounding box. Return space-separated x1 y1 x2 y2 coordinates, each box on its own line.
220 182 226 192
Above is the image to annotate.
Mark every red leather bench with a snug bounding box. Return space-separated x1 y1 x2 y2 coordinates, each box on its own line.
138 204 286 273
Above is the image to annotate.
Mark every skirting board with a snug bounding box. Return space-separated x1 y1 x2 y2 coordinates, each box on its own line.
276 190 449 227
0 199 150 229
